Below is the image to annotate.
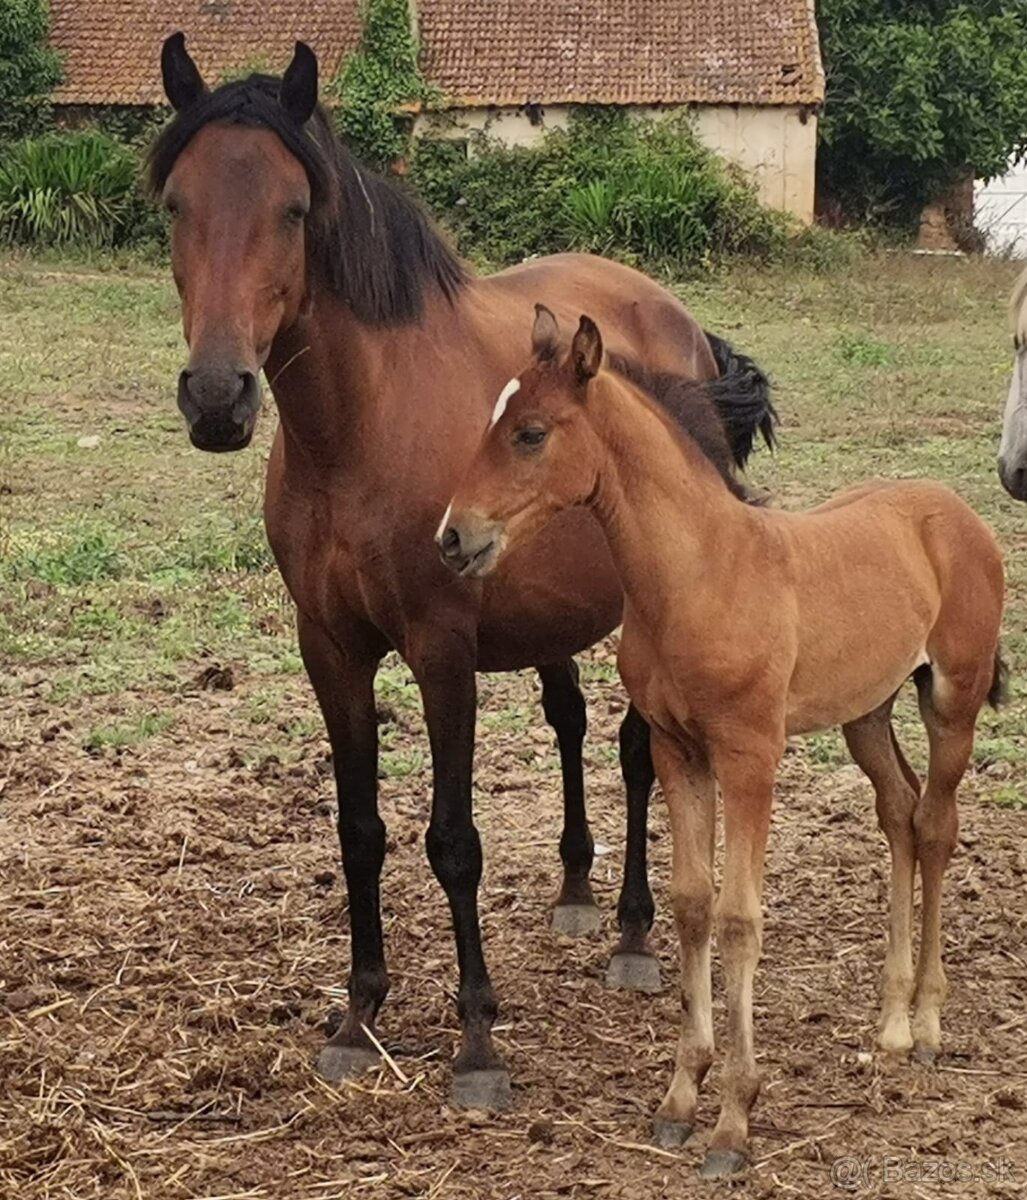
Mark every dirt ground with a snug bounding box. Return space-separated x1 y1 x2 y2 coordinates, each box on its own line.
3 647 1027 1199
3 253 1027 1198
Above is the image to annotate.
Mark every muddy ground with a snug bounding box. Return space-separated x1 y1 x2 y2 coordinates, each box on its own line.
3 647 1026 1199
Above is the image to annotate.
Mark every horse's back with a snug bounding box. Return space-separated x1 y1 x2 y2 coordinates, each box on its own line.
483 253 717 380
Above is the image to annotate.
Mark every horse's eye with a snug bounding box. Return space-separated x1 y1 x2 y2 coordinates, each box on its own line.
165 198 180 219
514 426 547 449
285 204 307 225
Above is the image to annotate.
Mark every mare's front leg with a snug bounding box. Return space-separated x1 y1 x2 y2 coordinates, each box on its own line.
297 614 390 1081
701 733 780 1178
538 659 601 936
412 629 510 1110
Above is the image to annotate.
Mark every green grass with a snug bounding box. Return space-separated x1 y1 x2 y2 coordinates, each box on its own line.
2 249 1026 805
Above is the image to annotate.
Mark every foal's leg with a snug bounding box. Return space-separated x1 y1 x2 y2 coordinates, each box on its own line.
298 615 390 1082
702 739 779 1178
911 672 978 1064
413 634 510 1109
842 701 919 1056
607 705 662 993
538 660 601 936
650 730 715 1148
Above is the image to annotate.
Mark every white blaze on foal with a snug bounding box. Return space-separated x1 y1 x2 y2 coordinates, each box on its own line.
490 378 520 427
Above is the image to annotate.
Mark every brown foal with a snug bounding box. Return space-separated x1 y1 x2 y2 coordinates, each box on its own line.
439 307 1006 1177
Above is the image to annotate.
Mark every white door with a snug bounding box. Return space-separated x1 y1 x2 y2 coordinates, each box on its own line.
976 158 1027 256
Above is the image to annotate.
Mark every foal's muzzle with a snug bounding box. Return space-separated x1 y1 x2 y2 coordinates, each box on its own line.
436 514 503 578
178 365 261 453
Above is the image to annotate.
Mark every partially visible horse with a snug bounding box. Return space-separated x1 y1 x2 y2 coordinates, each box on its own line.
997 265 1027 498
440 305 1005 1175
149 34 775 1108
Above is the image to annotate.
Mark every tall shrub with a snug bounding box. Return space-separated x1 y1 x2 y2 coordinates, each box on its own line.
0 0 63 140
412 109 790 270
331 0 434 170
818 1 1027 225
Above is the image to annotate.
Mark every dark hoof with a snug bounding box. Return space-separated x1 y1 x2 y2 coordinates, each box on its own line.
699 1149 749 1179
451 1068 513 1111
551 903 602 937
652 1117 693 1149
606 951 663 993
913 1044 939 1067
317 1042 380 1082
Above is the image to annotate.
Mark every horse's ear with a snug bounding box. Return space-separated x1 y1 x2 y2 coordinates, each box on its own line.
532 304 560 362
161 32 208 112
571 315 603 384
280 42 319 125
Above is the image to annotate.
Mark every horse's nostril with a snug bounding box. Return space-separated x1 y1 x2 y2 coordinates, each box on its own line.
440 526 461 556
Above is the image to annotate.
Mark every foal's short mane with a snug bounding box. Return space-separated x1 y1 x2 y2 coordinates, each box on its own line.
147 74 467 325
607 352 767 503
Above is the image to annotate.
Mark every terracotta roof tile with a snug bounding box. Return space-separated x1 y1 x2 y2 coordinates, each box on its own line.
49 1 823 109
420 1 823 107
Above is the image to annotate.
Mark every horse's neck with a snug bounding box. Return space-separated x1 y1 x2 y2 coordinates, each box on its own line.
264 293 392 472
588 376 749 627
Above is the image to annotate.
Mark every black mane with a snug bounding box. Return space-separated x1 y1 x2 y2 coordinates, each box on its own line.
607 350 774 504
147 74 467 325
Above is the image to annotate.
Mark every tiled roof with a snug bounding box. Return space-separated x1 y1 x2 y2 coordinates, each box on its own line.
50 1 823 109
420 1 824 107
50 2 361 106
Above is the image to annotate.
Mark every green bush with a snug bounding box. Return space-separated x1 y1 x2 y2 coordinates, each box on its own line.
0 132 156 248
0 0 64 140
411 109 793 271
818 1 1027 226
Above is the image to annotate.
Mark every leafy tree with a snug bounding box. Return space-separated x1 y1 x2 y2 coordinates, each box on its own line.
0 0 63 140
817 1 1027 225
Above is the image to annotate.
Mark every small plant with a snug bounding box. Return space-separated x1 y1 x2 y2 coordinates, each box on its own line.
835 331 896 368
0 0 64 140
0 133 146 248
5 522 126 586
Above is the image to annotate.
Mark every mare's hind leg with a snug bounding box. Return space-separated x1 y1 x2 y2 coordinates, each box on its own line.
538 660 601 936
842 699 919 1056
607 705 662 993
911 668 982 1064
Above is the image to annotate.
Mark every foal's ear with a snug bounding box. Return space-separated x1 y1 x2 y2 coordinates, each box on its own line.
280 42 319 125
161 32 208 112
571 315 603 384
532 303 560 362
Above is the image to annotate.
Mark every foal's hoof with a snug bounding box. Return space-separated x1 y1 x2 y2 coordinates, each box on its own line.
652 1117 693 1149
699 1149 749 1179
606 952 663 993
551 903 602 937
913 1043 939 1067
451 1068 513 1111
317 1042 381 1083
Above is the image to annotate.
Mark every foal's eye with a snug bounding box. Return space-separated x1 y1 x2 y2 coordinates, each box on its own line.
514 426 548 449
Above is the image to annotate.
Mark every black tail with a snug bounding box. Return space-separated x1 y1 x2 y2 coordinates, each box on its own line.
913 649 1009 711
703 331 776 468
989 648 1010 709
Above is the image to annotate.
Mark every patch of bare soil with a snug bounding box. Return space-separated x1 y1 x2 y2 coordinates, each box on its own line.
2 645 1026 1199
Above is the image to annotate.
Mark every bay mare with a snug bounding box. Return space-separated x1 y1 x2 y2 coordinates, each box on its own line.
149 36 775 1105
440 306 1005 1175
998 264 1027 498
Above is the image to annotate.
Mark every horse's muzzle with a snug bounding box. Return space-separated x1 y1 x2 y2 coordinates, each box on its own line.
998 455 1027 502
178 366 261 453
436 516 502 578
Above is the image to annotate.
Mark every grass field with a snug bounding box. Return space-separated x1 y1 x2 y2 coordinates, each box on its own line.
3 251 1026 784
2 250 1027 1198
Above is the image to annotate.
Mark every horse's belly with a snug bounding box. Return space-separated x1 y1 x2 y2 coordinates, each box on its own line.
476 509 623 670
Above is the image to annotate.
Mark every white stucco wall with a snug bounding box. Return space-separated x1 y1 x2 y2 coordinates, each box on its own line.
415 103 818 224
975 158 1027 257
